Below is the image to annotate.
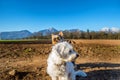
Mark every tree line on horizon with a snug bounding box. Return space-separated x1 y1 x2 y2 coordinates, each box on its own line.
25 30 120 40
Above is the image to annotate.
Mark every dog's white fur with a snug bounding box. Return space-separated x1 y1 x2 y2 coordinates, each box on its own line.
47 41 87 80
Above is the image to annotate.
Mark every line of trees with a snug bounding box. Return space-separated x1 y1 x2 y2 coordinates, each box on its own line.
25 30 120 39
63 30 120 39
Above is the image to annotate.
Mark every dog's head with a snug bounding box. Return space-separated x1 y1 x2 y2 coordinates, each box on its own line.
52 41 79 62
52 31 64 45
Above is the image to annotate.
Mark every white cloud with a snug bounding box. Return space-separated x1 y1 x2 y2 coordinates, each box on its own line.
111 27 120 32
101 27 120 32
101 27 110 32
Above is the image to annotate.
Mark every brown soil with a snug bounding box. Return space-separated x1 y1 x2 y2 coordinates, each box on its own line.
0 40 120 80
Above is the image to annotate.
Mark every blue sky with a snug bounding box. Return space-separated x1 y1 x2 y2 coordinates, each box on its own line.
0 0 120 32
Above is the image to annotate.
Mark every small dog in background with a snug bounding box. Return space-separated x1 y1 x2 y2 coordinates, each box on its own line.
51 31 64 45
51 31 76 45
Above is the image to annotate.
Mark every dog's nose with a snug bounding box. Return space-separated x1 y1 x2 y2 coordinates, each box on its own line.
76 54 79 57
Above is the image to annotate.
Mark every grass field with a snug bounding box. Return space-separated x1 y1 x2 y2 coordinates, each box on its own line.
0 39 120 80
0 39 51 44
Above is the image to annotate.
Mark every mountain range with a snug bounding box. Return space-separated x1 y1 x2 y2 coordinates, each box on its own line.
0 27 120 40
0 30 32 40
38 27 58 36
0 28 59 40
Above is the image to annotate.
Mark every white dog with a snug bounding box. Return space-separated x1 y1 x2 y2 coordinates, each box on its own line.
47 41 87 80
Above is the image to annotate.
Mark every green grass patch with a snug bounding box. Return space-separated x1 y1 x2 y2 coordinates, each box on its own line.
0 39 51 44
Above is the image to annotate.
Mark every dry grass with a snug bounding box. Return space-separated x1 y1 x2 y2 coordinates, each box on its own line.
73 39 120 45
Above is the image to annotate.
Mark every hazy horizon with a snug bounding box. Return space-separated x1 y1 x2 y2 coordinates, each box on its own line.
0 27 120 33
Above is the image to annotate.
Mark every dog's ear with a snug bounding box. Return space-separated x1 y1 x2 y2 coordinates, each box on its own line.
51 34 55 39
51 34 56 45
67 40 76 45
59 31 63 37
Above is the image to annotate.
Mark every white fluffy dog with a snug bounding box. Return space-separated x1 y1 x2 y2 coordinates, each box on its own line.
47 41 87 80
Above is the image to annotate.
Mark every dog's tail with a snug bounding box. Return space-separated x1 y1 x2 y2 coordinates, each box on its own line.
75 70 87 77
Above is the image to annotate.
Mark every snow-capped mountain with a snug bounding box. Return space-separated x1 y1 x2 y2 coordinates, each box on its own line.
38 27 58 35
